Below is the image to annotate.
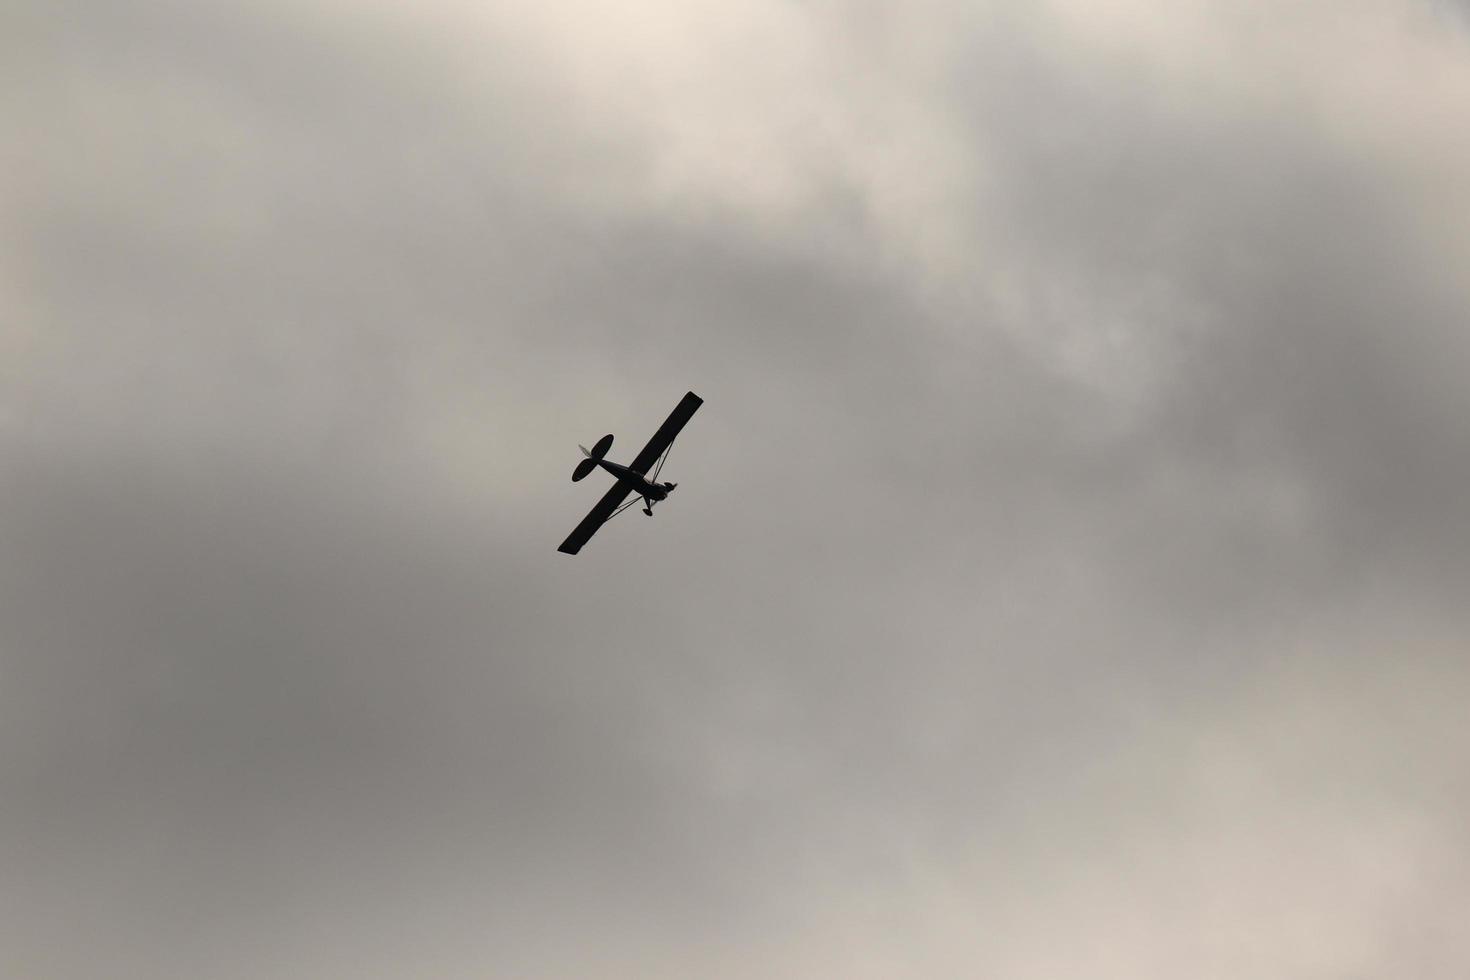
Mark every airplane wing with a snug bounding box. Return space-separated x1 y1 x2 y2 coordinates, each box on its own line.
628 391 703 474
557 481 634 555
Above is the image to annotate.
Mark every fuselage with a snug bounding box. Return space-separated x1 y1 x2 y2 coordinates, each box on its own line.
596 459 669 500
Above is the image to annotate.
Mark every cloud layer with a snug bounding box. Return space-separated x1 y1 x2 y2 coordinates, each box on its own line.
5 1 1470 976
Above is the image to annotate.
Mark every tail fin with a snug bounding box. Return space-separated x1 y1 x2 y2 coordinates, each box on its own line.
573 433 613 481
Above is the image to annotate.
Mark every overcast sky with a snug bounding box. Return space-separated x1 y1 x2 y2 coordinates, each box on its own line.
5 1 1470 977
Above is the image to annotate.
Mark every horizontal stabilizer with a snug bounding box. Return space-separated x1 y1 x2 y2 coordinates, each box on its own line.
572 457 598 482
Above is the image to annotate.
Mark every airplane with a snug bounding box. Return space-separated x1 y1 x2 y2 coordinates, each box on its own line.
557 391 703 555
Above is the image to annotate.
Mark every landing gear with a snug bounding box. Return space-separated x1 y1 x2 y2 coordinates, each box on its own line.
643 497 654 516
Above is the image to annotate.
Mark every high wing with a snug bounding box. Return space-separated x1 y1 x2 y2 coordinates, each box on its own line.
628 391 704 474
557 481 633 555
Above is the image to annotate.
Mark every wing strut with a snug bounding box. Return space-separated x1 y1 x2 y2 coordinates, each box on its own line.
650 433 677 483
606 494 644 523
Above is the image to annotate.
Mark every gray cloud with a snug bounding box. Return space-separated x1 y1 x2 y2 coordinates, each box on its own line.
5 1 1470 976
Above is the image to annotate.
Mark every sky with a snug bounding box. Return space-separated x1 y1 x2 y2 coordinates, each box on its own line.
5 1 1470 976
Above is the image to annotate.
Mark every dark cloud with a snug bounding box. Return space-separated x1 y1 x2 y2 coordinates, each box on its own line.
5 1 1470 976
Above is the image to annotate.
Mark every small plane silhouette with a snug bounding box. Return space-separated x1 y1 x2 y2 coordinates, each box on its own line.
557 391 703 555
